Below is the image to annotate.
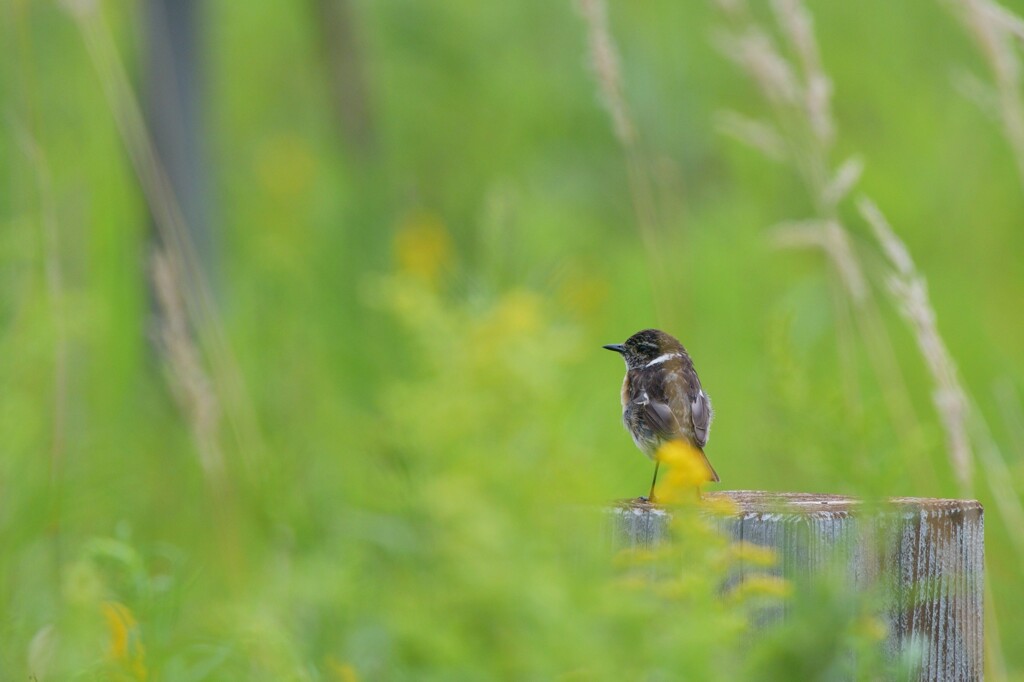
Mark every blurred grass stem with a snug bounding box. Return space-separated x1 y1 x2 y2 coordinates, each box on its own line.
950 0 1024 193
69 5 265 485
716 0 922 450
859 197 1024 677
575 0 671 321
858 199 975 493
14 125 68 576
151 250 225 484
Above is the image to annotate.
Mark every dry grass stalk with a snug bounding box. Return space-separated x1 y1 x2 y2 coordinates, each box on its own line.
715 0 920 438
950 0 1024 191
714 2 830 205
857 199 974 492
66 5 264 480
719 3 1014 667
715 110 788 161
575 0 635 147
771 0 832 147
974 419 1024 557
770 219 867 302
151 250 225 481
964 382 1024 559
859 200 1024 679
715 0 834 216
574 0 670 320
770 217 875 406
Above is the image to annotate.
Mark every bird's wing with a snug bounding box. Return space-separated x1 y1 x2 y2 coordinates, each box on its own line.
627 378 680 441
665 364 713 448
648 379 718 481
682 363 713 448
690 388 712 448
643 398 680 440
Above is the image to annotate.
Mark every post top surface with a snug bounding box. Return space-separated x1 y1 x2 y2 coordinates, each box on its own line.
614 490 982 517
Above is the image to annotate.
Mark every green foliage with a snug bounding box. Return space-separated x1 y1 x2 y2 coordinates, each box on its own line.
2 0 1023 679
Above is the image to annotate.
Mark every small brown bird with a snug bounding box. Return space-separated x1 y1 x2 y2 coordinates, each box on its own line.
604 329 718 500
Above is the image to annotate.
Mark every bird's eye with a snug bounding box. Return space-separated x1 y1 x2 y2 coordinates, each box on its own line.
637 342 658 352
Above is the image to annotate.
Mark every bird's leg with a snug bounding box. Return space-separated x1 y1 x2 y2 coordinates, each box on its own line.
647 461 660 503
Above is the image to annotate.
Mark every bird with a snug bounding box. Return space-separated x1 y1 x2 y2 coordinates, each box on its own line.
604 328 718 501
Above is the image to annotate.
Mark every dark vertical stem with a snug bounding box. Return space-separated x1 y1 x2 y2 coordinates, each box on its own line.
145 0 214 286
311 0 376 159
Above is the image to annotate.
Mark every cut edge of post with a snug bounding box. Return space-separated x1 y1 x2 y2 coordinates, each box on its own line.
610 490 983 517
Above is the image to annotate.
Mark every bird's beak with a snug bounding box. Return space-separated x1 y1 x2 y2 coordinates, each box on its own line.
603 344 626 354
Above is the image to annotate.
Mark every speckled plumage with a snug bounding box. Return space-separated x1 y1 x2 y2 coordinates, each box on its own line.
604 329 719 485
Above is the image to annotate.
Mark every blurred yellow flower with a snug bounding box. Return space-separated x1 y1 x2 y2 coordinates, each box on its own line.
855 615 889 642
653 440 714 503
326 656 361 682
61 559 103 606
612 545 675 568
726 576 793 603
557 271 608 318
255 133 316 199
102 601 147 680
614 575 651 592
492 291 542 335
653 574 706 601
394 211 453 285
726 541 778 568
702 496 740 517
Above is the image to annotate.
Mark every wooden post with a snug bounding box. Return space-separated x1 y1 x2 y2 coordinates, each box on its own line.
610 491 984 682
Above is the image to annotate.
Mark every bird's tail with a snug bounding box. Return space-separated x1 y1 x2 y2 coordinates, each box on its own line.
698 448 720 483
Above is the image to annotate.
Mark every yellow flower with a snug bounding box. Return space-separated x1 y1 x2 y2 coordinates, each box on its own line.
326 656 361 682
726 541 778 568
557 271 608 318
62 560 103 606
653 440 714 502
102 601 147 680
701 496 740 517
254 133 316 199
394 211 453 285
492 291 542 335
726 575 793 603
612 546 674 568
855 615 888 642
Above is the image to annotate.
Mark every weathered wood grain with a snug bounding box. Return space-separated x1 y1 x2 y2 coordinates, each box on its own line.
609 491 984 682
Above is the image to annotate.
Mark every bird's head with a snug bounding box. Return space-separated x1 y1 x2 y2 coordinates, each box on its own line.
603 328 684 370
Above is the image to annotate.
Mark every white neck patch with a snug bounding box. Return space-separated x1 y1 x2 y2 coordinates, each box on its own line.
644 353 679 368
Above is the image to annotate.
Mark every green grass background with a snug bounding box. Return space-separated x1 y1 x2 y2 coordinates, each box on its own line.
2 0 1023 679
